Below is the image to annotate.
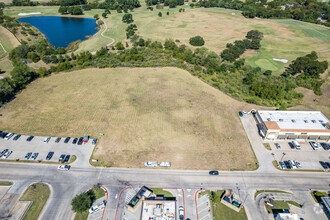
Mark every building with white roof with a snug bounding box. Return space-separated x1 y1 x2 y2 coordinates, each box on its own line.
140 198 176 220
255 110 330 141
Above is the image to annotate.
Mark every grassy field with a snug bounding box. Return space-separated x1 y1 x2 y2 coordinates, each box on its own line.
0 67 257 170
19 183 50 220
5 5 329 74
203 190 248 220
93 187 105 199
150 188 173 197
0 26 20 59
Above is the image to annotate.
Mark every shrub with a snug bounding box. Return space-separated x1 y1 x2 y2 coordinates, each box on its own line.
189 36 205 46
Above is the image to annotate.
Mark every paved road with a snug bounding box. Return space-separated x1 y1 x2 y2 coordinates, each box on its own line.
0 162 329 220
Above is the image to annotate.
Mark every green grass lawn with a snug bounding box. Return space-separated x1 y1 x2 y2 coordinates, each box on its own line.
150 188 174 197
310 191 329 203
19 183 50 220
266 200 290 214
254 190 290 199
74 210 89 220
263 143 271 151
204 190 248 220
93 187 106 200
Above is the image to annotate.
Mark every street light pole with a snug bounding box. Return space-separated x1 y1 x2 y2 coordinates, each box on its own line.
271 153 275 161
280 152 286 162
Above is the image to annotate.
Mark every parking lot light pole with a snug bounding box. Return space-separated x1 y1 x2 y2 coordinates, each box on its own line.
271 153 275 161
280 152 286 162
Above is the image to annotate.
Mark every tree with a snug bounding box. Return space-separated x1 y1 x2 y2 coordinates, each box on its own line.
115 42 125 50
102 12 107 18
166 11 169 15
71 192 93 213
246 30 263 40
58 6 68 14
10 64 37 89
158 12 162 17
189 36 205 46
70 7 83 15
0 78 15 104
122 13 133 23
93 14 99 20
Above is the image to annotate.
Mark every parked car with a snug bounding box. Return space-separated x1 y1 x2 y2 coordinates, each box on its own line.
46 152 54 160
279 161 286 169
30 153 39 160
321 143 329 151
13 134 21 141
179 206 184 220
238 112 244 117
24 152 32 160
2 150 12 159
209 170 219 175
144 161 158 167
0 132 8 138
0 149 8 157
58 154 66 162
64 137 71 143
72 138 78 144
26 136 34 142
4 133 14 140
44 137 51 143
288 142 295 149
326 162 330 169
55 137 61 143
58 165 71 171
275 143 281 149
63 155 71 163
289 160 297 169
284 161 292 169
92 138 97 145
319 161 328 169
89 200 106 214
77 137 83 145
159 162 171 167
294 160 302 169
310 141 319 150
292 141 301 150
83 135 89 143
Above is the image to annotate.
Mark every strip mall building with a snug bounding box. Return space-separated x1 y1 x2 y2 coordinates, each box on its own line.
255 110 330 142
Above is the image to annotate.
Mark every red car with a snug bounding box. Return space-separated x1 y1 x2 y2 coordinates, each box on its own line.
83 135 89 143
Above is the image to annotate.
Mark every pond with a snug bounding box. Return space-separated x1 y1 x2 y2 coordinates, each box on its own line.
18 16 99 49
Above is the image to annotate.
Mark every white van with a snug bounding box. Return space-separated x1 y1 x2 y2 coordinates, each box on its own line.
292 140 301 150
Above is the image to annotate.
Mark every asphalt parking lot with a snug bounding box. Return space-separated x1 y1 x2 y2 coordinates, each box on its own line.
196 193 212 220
0 135 95 167
266 141 330 170
241 114 330 171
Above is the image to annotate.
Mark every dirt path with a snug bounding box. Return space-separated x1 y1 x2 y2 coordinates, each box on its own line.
0 41 7 53
91 19 115 54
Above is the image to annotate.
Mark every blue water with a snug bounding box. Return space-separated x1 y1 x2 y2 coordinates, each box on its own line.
18 16 98 48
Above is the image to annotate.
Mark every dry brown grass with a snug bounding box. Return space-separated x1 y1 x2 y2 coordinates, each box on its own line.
0 26 20 58
0 67 257 170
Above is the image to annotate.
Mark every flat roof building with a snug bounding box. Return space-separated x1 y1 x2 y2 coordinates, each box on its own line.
321 197 330 217
255 110 330 141
141 197 176 220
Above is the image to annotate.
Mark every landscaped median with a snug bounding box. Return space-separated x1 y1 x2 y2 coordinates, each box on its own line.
199 190 248 220
73 186 106 220
0 155 77 165
19 183 51 220
0 181 13 186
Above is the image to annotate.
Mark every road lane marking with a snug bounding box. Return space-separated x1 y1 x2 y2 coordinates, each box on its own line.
98 167 103 179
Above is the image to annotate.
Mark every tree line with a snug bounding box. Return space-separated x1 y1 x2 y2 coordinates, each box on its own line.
194 0 329 27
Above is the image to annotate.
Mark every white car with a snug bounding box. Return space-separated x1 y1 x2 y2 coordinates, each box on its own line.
159 162 171 167
2 150 12 159
309 141 319 150
4 133 14 140
0 149 8 157
89 200 106 214
289 160 297 169
58 165 71 171
44 137 51 143
144 161 158 167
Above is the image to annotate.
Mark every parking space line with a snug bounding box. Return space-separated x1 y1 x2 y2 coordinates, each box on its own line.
200 214 211 220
